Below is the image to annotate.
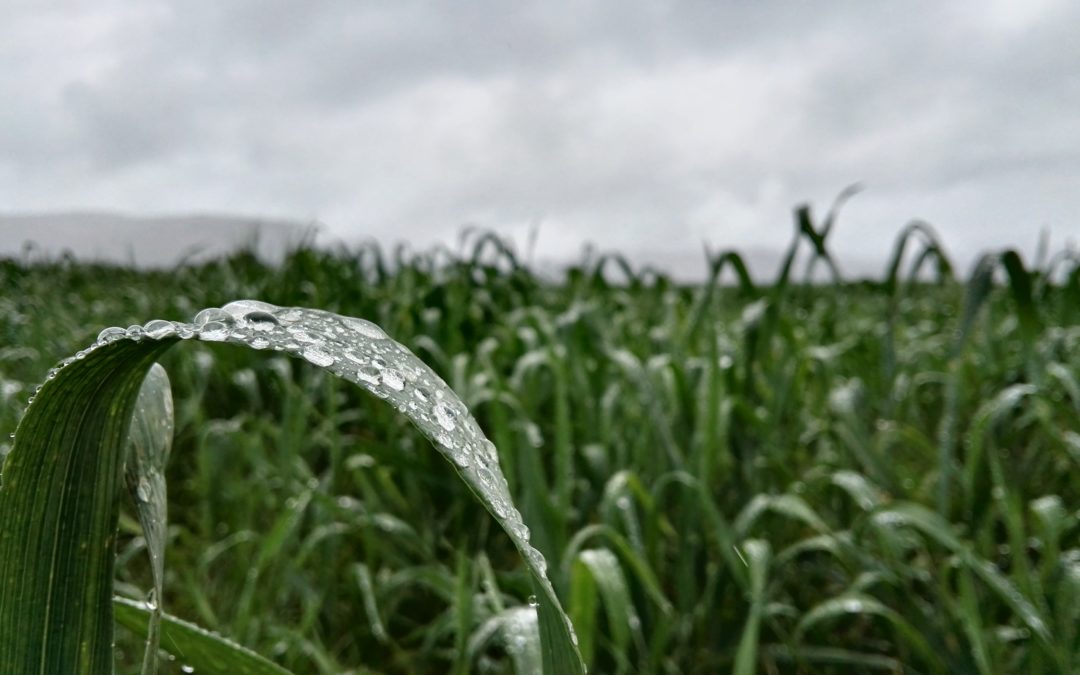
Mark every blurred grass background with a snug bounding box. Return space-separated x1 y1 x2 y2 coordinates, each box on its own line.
1 211 1079 673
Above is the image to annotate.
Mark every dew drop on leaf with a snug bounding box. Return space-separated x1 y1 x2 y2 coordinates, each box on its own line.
142 319 176 340
357 366 381 385
434 402 457 431
342 316 389 340
302 347 335 367
382 368 405 391
193 307 235 327
97 326 126 343
197 322 229 342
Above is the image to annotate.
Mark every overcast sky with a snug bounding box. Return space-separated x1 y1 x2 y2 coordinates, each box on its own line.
2 0 1078 278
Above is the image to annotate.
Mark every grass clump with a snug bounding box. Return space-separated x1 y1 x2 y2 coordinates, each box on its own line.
1 206 1079 673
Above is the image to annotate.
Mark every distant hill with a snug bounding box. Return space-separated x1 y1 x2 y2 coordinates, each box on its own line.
0 211 887 281
0 212 313 267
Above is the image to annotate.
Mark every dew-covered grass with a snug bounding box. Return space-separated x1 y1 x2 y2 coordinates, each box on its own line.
2 216 1079 673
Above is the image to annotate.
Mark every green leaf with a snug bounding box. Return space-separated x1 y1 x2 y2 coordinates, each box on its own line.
569 547 638 672
114 597 293 675
124 363 175 675
795 592 943 672
733 539 771 675
1 300 584 674
0 338 174 673
468 606 543 675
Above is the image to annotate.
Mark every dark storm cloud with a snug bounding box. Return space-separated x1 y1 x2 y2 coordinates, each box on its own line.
2 0 1078 276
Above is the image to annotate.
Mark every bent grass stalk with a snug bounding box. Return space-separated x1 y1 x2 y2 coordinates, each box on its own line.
0 300 584 674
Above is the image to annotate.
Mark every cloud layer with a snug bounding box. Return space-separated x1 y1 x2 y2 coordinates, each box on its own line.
2 1 1078 277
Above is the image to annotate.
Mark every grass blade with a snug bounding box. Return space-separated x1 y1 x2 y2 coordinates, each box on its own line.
733 539 771 675
124 363 175 675
0 338 174 673
113 597 293 675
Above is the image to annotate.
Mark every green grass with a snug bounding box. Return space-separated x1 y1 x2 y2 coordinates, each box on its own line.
1 206 1079 673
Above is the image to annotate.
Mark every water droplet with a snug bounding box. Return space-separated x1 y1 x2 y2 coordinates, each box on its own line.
144 588 158 611
250 337 270 350
278 308 304 324
97 326 126 343
194 307 235 327
198 321 229 342
180 666 195 674
477 465 496 491
341 316 389 340
372 356 387 370
414 387 431 402
382 368 405 391
480 440 498 463
221 299 278 320
142 319 176 339
175 323 196 339
357 366 381 385
524 544 547 572
125 325 144 340
302 347 335 367
244 311 279 330
135 476 151 503
509 518 530 542
527 595 539 608
434 402 457 431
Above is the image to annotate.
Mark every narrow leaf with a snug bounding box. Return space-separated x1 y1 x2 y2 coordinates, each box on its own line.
124 363 174 675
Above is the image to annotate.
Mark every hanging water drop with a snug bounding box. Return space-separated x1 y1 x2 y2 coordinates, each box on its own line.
135 476 151 503
527 594 539 608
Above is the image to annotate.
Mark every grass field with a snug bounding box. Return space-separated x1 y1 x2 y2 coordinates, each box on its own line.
2 212 1079 673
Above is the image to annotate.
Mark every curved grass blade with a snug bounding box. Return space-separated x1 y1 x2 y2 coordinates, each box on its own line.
733 539 771 675
0 337 175 673
0 300 584 674
467 606 542 675
871 501 1058 665
569 547 639 672
124 364 175 675
794 593 943 672
113 597 292 675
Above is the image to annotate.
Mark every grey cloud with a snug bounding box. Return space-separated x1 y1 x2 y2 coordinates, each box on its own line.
2 0 1078 278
